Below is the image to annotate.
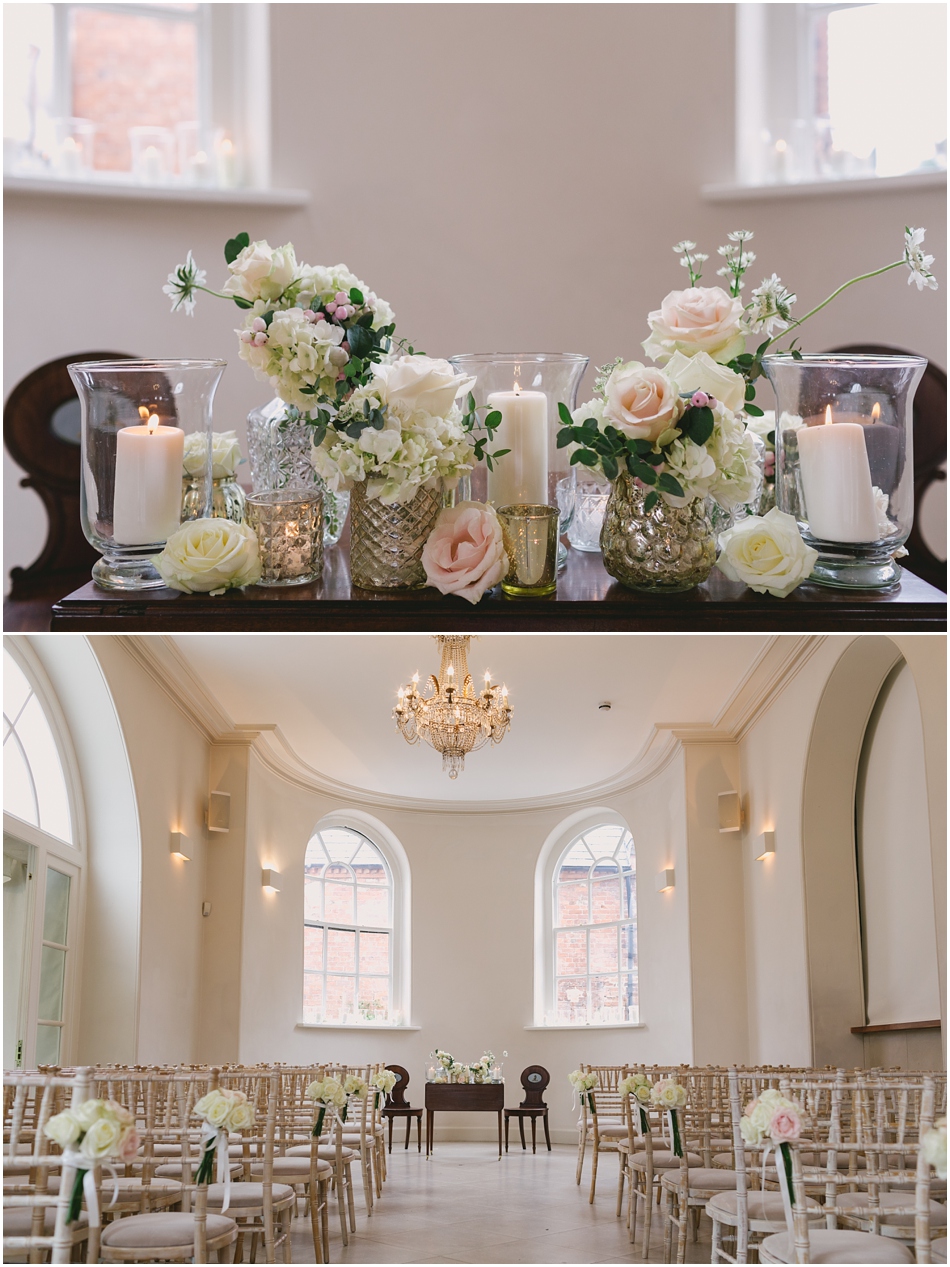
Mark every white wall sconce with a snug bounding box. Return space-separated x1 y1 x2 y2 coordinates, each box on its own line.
170 832 191 861
718 790 743 833
756 831 776 861
207 791 231 834
261 868 281 893
655 868 676 892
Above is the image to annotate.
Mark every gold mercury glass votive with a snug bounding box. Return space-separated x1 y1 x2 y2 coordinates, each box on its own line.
246 490 323 586
497 504 559 597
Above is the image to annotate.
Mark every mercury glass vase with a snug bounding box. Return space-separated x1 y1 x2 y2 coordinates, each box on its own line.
349 482 443 591
762 353 925 589
181 475 246 524
600 471 717 592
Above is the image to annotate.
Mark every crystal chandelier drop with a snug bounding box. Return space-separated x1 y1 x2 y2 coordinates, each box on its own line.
394 636 512 779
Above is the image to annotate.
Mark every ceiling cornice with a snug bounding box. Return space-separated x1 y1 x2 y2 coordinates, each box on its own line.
107 634 823 814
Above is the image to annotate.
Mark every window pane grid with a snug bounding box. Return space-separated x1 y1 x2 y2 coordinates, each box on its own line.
553 827 638 1026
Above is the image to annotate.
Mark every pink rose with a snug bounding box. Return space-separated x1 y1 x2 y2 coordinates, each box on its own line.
602 361 684 442
119 1127 141 1163
422 502 507 604
769 1107 802 1142
643 286 746 364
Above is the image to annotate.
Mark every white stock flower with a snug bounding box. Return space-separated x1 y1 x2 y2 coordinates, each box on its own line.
644 286 747 364
156 519 262 595
717 506 818 597
664 350 747 414
746 274 797 335
182 430 244 479
163 250 206 316
903 227 938 291
224 240 299 304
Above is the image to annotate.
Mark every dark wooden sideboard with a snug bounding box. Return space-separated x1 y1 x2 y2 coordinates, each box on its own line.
424 1082 505 1157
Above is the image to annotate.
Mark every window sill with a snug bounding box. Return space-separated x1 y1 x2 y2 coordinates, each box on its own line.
295 1022 420 1032
702 170 946 203
3 174 309 207
524 1022 646 1031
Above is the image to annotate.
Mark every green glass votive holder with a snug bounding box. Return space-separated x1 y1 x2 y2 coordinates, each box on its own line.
497 504 559 597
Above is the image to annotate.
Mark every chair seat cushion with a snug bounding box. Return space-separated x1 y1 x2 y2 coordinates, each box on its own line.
836 1191 947 1228
100 1211 237 1249
661 1167 738 1192
759 1230 914 1264
707 1190 821 1222
931 1236 947 1263
248 1157 311 1179
154 1162 242 1180
712 1150 778 1173
205 1182 296 1208
285 1144 355 1163
629 1150 703 1169
2 1208 88 1236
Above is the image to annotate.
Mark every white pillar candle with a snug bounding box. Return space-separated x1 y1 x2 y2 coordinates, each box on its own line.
216 138 236 187
58 136 83 177
188 148 212 186
486 389 548 508
139 144 164 184
112 419 185 545
796 407 879 543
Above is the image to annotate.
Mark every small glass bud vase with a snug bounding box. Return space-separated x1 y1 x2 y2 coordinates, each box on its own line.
600 471 717 592
181 475 246 525
348 482 442 591
763 353 926 589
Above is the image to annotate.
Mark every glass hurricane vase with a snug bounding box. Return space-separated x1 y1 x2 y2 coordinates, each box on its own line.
600 471 717 592
348 483 443 591
763 353 925 589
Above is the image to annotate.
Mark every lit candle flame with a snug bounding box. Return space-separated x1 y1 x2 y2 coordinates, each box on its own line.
824 405 834 426
871 403 881 423
138 406 150 420
412 672 419 685
147 413 160 433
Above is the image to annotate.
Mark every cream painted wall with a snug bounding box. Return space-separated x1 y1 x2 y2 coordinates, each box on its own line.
4 3 946 587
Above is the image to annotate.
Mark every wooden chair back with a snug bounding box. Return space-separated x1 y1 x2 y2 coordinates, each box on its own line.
518 1065 550 1108
385 1065 411 1108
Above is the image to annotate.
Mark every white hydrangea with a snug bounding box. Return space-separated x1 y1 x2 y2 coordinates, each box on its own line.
237 309 345 409
705 409 761 510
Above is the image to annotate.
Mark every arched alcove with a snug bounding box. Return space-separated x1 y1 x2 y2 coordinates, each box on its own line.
801 636 938 1067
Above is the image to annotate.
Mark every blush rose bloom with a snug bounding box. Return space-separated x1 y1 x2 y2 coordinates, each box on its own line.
717 507 818 598
769 1107 803 1142
644 286 747 364
664 350 747 415
156 519 262 595
603 361 684 442
372 356 475 419
223 240 298 304
118 1127 141 1164
422 502 508 604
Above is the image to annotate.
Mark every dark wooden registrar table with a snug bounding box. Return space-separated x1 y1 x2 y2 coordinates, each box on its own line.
424 1082 505 1158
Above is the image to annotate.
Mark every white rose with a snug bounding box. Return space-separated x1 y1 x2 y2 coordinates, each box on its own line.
73 1101 105 1131
156 519 262 595
664 350 747 415
44 1110 82 1149
745 408 775 444
717 506 818 597
80 1116 122 1160
182 430 244 479
227 1101 255 1132
644 286 746 364
224 240 298 303
602 361 684 442
372 356 475 419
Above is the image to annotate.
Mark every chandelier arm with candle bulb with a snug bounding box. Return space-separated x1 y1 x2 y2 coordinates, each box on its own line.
393 636 511 779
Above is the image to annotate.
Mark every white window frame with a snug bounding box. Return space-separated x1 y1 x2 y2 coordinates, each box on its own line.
300 812 412 1029
533 808 643 1029
3 641 85 1069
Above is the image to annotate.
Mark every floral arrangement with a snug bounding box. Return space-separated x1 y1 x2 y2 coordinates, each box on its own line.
193 1088 254 1204
429 1049 501 1084
650 1079 688 1157
716 507 819 598
422 502 508 603
164 236 395 416
371 1069 398 1105
620 1073 653 1133
343 1074 368 1099
569 1068 598 1111
182 430 245 481
922 1118 947 1180
44 1099 140 1223
306 1076 348 1136
309 356 489 505
740 1088 804 1204
559 224 937 597
155 518 261 594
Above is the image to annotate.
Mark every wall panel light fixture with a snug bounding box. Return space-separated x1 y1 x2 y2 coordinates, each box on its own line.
261 868 281 893
655 868 676 892
756 831 776 860
718 790 743 833
170 832 191 861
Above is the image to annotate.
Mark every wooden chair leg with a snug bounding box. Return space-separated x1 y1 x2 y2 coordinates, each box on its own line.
616 1152 627 1218
589 1139 600 1203
641 1175 654 1261
345 1161 357 1233
576 1127 587 1184
416 1112 422 1153
530 1114 537 1154
504 1114 509 1153
387 1114 394 1154
404 1114 411 1149
542 1110 551 1152
518 1115 526 1151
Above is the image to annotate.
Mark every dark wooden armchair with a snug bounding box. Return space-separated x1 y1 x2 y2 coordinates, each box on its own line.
830 344 946 593
4 352 134 617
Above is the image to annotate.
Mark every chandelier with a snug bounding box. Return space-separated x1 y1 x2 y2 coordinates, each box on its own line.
394 636 512 779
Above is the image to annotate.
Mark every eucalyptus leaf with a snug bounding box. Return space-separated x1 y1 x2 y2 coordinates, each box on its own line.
601 455 619 481
571 449 598 466
745 403 765 417
556 429 575 449
657 472 684 498
233 297 252 310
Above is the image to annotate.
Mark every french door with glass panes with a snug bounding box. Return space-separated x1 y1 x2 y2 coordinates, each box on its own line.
3 823 81 1068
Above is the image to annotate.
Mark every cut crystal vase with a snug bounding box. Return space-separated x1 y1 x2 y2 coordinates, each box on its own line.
348 483 443 591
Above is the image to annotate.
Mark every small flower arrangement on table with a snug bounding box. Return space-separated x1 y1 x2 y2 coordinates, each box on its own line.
44 1099 141 1223
428 1049 504 1083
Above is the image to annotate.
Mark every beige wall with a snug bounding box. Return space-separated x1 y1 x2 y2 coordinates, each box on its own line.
4 3 946 586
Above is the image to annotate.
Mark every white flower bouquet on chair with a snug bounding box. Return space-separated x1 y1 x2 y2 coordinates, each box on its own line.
620 1073 653 1133
306 1076 348 1137
193 1087 254 1212
44 1099 141 1223
650 1079 688 1156
739 1087 804 1205
568 1069 598 1112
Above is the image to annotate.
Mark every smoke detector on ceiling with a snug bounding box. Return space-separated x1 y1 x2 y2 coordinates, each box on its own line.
598 701 612 712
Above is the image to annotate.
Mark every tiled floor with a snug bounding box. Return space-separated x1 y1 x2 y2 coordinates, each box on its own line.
290 1142 713 1264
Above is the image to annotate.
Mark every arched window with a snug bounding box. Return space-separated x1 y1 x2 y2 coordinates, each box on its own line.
303 824 395 1025
553 823 638 1025
4 648 73 844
